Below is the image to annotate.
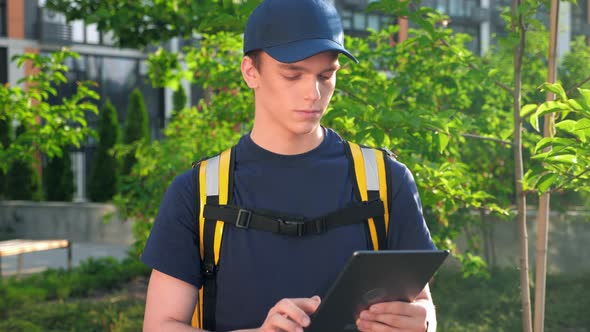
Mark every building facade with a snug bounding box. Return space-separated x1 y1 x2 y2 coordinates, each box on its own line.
336 0 590 56
1 0 166 201
1 0 589 201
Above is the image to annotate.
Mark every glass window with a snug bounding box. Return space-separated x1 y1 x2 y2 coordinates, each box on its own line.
368 14 380 31
0 47 7 84
102 57 137 122
572 0 588 38
72 20 85 43
102 30 116 46
0 0 6 37
138 60 165 140
353 12 366 31
86 23 100 44
341 9 352 30
451 24 480 54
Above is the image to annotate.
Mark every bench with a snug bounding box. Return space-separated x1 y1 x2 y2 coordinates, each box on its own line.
0 239 72 276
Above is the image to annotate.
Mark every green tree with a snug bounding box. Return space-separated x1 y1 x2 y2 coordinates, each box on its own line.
121 89 149 177
6 126 42 201
43 152 75 201
45 0 261 48
0 49 99 172
172 85 188 119
88 100 121 202
0 118 11 199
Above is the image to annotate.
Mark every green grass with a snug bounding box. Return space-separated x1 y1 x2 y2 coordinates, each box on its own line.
432 268 590 332
0 299 144 332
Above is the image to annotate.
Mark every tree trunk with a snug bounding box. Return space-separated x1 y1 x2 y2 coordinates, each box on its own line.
534 1 559 331
512 0 533 331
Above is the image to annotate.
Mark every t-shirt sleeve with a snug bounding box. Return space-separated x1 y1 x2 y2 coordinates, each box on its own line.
141 169 202 288
387 160 437 250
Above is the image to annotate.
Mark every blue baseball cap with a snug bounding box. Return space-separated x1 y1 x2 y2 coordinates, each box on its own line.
243 0 359 64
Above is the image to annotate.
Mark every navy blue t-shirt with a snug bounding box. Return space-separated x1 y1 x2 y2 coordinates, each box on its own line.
141 128 435 331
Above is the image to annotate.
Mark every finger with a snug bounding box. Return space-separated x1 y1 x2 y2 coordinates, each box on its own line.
360 307 427 331
270 299 313 327
290 296 322 314
264 312 305 332
359 310 404 329
370 301 426 318
356 316 397 332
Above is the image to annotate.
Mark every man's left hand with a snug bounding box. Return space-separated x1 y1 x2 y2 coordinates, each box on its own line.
355 299 430 332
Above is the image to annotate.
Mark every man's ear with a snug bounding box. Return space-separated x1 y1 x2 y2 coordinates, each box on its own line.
241 56 259 89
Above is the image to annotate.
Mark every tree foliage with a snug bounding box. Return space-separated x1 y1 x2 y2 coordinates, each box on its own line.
121 89 149 177
43 152 75 201
172 85 188 120
6 126 42 201
88 100 121 202
0 49 99 173
0 118 11 199
523 84 590 194
45 0 262 49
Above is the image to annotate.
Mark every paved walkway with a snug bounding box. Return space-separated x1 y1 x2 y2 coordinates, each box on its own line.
1 242 130 277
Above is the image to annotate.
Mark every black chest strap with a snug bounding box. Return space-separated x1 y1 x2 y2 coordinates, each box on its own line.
203 199 385 236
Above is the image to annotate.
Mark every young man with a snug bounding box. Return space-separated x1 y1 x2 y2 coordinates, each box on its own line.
142 0 437 331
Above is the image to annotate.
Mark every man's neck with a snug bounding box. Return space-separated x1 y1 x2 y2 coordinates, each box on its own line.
250 125 324 155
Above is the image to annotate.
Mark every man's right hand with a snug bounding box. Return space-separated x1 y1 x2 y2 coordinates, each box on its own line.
256 296 321 332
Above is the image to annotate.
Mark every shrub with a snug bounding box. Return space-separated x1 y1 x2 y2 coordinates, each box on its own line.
88 100 121 202
172 85 188 119
0 318 43 332
6 125 42 201
121 88 149 177
43 151 75 201
0 117 11 198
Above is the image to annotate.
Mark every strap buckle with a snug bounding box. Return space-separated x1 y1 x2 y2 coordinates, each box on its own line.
202 262 217 279
235 209 252 229
312 218 326 234
278 219 305 237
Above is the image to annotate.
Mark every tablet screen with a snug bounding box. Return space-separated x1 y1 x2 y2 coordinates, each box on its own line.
305 250 449 332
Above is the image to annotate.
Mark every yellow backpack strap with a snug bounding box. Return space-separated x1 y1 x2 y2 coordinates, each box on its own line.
191 147 234 329
345 141 389 250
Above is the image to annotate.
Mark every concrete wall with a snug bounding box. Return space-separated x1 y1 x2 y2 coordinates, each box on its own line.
456 208 590 275
1 202 588 274
0 201 133 245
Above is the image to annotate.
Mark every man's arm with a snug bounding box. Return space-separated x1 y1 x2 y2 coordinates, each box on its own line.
356 284 436 332
144 269 322 332
144 269 201 332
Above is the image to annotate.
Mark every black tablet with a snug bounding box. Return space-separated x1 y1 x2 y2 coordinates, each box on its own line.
305 250 449 332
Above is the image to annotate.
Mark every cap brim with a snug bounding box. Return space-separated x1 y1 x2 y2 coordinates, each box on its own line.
264 39 359 64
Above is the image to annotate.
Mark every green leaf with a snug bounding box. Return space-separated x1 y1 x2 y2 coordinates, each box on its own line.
578 88 590 111
567 99 583 111
555 119 577 134
520 104 537 118
547 154 577 164
529 111 540 132
536 173 558 193
437 132 450 154
540 82 567 101
574 118 590 143
536 101 570 117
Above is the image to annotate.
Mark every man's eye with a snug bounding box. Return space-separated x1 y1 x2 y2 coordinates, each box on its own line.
319 75 332 81
284 75 301 81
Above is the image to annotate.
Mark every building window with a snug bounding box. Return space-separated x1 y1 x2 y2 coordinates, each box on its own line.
572 0 589 38
451 24 481 54
0 0 6 37
45 53 165 197
422 0 478 18
0 47 7 84
340 8 393 37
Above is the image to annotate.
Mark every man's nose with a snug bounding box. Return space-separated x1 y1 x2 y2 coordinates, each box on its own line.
304 79 321 101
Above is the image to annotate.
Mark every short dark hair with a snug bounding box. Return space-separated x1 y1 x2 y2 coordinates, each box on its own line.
246 50 263 71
